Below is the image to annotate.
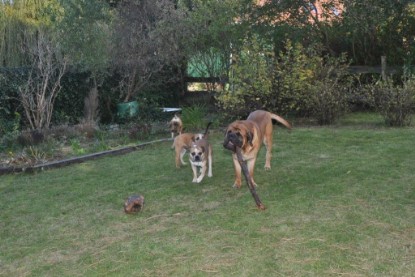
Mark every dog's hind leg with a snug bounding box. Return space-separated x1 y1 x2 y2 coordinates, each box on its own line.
207 149 212 177
263 125 273 170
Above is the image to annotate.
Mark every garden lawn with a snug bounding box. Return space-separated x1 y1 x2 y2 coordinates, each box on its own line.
1 114 414 276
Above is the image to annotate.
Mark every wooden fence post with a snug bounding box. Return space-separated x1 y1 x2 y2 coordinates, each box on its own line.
381 56 387 81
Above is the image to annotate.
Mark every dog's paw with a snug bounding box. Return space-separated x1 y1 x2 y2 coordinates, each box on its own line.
208 173 212 177
232 183 241 189
264 165 271 171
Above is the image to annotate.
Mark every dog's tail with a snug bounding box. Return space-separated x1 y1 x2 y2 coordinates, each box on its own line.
270 113 292 129
203 121 213 137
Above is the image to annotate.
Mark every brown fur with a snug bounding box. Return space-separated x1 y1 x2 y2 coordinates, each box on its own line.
169 114 183 138
223 110 291 188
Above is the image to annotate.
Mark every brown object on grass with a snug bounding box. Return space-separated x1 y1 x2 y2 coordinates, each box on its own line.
234 146 266 210
124 195 145 213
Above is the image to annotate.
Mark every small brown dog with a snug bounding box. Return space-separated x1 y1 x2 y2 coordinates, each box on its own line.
169 114 183 138
223 110 291 188
172 122 212 168
189 136 212 183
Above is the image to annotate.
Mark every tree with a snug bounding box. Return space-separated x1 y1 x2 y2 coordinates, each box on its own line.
0 0 68 130
57 0 113 125
337 0 415 65
19 28 68 130
0 0 62 67
112 0 188 102
182 0 244 87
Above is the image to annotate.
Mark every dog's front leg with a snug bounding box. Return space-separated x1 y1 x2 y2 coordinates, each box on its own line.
180 149 187 165
232 154 242 188
191 164 198 182
196 163 207 183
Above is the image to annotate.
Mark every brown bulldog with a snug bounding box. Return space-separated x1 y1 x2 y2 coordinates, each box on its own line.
189 137 212 183
172 122 212 168
223 110 291 188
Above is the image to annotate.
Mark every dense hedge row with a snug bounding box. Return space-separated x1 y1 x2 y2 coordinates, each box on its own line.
0 67 184 134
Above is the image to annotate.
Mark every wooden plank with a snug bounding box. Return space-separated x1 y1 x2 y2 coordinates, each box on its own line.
184 76 227 83
0 138 173 175
347 66 401 74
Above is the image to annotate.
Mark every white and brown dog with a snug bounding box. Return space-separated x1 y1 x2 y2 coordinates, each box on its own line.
169 114 183 138
189 135 212 183
172 122 212 168
172 132 204 168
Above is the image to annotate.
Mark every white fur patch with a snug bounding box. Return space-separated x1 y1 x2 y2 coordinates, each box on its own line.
191 161 204 167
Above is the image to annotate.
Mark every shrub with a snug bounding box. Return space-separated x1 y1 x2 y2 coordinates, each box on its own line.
181 105 209 131
216 39 353 123
307 55 352 125
372 76 415 126
0 68 26 134
215 36 275 119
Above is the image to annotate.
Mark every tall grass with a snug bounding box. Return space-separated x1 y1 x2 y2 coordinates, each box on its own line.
1 113 414 276
180 105 209 131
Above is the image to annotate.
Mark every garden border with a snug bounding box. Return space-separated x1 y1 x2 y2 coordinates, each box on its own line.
0 138 172 176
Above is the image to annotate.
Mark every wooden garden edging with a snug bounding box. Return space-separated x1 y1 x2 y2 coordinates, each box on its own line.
0 138 172 176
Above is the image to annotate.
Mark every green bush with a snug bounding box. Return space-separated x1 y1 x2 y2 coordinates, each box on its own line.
216 39 352 123
181 105 209 131
372 76 415 126
307 55 352 125
215 36 276 119
0 68 26 134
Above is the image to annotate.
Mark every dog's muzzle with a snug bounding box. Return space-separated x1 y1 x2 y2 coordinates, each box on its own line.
223 132 243 152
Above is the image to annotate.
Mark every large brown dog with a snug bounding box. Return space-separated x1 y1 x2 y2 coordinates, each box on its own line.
223 110 291 188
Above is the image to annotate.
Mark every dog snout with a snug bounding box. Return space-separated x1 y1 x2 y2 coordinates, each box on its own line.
191 151 202 162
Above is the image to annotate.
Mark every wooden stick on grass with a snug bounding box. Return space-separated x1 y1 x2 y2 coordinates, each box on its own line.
234 146 266 210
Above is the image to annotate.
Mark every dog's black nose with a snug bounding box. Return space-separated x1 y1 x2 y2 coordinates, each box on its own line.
195 156 200 162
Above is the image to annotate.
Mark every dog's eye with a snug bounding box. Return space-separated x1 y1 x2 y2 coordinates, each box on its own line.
198 152 202 155
191 152 195 156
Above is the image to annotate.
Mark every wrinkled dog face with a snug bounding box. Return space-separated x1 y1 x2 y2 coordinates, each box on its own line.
189 144 205 163
223 124 252 151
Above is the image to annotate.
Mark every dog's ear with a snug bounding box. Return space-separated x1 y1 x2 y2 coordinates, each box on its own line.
201 146 205 153
191 136 196 142
247 131 254 146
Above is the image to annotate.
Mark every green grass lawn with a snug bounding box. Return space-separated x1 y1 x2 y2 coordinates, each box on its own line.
1 113 414 276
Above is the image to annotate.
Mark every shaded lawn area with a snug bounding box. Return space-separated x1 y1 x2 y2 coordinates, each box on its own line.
1 115 414 276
